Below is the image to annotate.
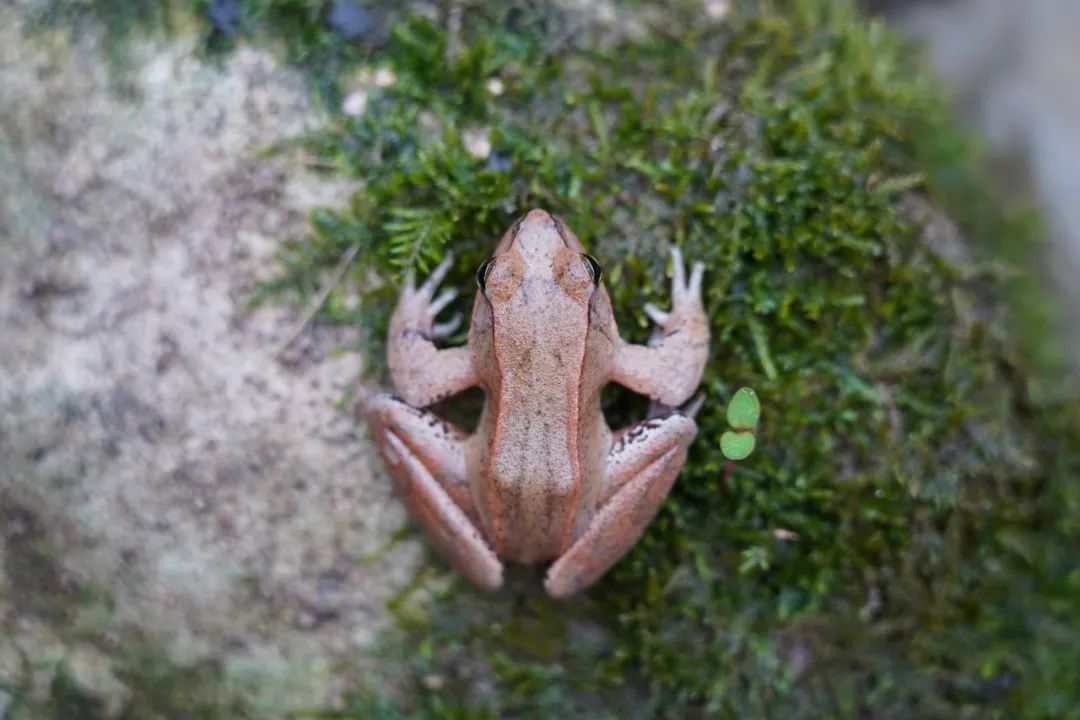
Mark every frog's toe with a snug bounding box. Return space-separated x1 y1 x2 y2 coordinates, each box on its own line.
428 288 457 316
679 393 705 419
432 312 463 340
643 302 670 327
418 254 455 296
669 245 686 279
687 261 705 296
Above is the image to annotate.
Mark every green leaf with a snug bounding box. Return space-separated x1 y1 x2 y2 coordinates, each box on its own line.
720 430 756 461
726 387 761 430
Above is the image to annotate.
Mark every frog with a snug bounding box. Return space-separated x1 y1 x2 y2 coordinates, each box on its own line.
358 209 709 597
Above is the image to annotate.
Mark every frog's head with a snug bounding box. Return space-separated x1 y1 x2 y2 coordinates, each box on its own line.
474 209 604 399
478 209 602 309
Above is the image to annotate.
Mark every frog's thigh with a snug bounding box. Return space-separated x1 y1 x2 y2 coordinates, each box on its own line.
544 413 696 598
364 393 503 591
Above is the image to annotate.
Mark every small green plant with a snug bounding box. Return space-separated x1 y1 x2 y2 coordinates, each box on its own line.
720 387 760 461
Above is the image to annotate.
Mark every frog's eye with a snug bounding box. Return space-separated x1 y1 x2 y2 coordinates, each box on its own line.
476 258 495 294
581 254 603 288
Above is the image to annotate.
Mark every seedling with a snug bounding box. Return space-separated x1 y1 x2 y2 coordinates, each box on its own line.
720 387 760 461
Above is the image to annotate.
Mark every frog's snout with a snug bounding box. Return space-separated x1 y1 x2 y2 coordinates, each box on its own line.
521 208 556 227
511 209 571 264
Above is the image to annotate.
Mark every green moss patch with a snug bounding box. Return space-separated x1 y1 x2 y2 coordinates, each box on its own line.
268 4 1080 715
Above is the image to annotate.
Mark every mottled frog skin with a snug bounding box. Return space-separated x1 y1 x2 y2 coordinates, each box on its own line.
359 209 709 597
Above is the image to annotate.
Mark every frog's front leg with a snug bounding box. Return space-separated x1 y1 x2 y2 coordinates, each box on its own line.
388 255 477 407
612 247 709 406
360 390 503 590
544 409 697 598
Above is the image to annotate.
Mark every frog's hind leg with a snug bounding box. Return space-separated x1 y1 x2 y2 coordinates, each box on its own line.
359 390 503 590
544 407 698 598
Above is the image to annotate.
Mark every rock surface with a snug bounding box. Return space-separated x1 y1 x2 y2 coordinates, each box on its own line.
0 6 417 714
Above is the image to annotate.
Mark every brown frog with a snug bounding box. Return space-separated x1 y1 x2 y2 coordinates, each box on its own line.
359 209 709 597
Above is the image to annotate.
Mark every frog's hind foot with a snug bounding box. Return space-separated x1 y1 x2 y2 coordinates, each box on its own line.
361 391 504 591
544 411 697 599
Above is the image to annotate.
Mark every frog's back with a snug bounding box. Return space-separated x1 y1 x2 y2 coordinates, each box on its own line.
483 243 599 558
470 209 600 563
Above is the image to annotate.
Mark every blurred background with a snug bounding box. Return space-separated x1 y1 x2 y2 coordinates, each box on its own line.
880 0 1080 357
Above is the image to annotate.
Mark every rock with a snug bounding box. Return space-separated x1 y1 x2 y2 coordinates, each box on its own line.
62 645 131 719
0 5 419 713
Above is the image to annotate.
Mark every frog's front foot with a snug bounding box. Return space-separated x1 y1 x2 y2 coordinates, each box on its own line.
612 245 710 406
642 245 705 342
386 256 478 408
394 255 462 341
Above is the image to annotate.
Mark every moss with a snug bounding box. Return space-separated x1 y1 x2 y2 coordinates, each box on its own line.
25 0 1080 718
